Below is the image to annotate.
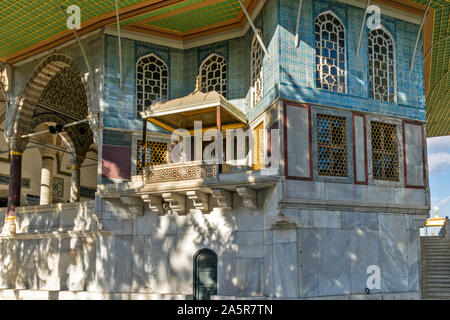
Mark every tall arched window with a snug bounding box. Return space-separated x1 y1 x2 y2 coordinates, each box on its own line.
193 249 217 300
315 11 346 93
368 27 396 103
136 54 168 117
251 31 264 107
199 54 227 97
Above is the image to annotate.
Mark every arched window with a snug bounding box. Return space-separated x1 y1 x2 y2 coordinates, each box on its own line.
315 11 346 93
193 248 217 300
199 54 227 97
368 27 396 103
251 31 264 107
136 54 168 117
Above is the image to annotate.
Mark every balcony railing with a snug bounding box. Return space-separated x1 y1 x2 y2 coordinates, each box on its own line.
143 161 223 184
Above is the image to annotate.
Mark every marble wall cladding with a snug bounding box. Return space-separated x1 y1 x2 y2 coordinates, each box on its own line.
298 228 319 297
349 229 380 294
285 179 428 208
286 105 311 178
404 123 425 187
236 257 264 296
317 228 351 296
313 210 340 228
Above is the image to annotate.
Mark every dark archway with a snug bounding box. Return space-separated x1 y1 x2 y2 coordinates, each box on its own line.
193 248 218 300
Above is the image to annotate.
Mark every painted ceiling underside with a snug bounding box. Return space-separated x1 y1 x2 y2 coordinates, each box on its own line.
0 0 447 137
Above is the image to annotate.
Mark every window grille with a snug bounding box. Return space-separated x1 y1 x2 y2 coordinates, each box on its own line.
371 121 399 181
317 114 348 177
315 12 346 93
251 32 264 107
136 54 168 117
199 54 227 97
136 140 168 175
368 28 395 102
252 122 264 170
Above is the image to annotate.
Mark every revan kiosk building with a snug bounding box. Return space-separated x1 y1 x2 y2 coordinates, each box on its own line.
0 0 447 300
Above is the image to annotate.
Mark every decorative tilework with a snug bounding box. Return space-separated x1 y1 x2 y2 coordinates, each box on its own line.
0 174 30 189
52 177 64 198
278 0 426 121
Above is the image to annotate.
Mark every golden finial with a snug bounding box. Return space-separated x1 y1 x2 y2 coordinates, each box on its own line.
195 75 199 91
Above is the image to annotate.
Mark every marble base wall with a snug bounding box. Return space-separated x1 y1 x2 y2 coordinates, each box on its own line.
0 185 425 299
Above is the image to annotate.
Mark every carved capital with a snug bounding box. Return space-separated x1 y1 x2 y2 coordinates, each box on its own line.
38 146 57 159
141 194 166 216
210 188 232 210
69 153 86 169
5 134 28 154
187 190 210 214
236 187 257 209
162 192 186 215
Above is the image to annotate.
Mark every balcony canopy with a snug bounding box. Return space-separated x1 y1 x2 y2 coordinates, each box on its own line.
141 89 247 132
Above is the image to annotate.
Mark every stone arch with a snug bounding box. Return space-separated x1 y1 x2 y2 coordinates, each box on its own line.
14 54 92 137
30 113 91 156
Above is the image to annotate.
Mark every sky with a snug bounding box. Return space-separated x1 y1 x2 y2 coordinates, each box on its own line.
427 135 450 219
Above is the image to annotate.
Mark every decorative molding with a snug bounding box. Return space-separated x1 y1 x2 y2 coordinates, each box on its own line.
186 190 210 214
236 186 257 209
210 188 232 210
161 192 186 215
141 194 165 216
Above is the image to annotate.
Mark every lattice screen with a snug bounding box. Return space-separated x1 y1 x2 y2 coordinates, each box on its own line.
136 140 168 175
199 54 227 97
315 12 346 93
251 31 263 107
136 54 168 116
252 122 264 170
368 28 395 102
317 114 348 177
371 121 399 181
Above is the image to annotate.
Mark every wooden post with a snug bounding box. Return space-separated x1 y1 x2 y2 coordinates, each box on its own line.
216 106 222 173
143 118 148 173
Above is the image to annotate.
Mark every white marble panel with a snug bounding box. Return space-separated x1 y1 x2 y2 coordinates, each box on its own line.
318 228 351 296
378 214 409 292
314 210 340 228
286 105 310 178
354 116 366 183
349 229 380 294
236 231 264 258
235 258 264 296
273 242 299 297
298 229 319 297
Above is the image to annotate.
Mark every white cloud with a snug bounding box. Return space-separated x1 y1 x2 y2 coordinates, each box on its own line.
427 136 450 153
428 152 450 173
439 196 450 207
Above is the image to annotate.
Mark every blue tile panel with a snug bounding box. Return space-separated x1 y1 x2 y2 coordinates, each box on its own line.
102 0 426 133
103 0 280 131
278 0 426 121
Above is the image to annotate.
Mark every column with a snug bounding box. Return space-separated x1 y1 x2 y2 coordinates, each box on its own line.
70 154 85 202
39 150 55 206
4 136 27 236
